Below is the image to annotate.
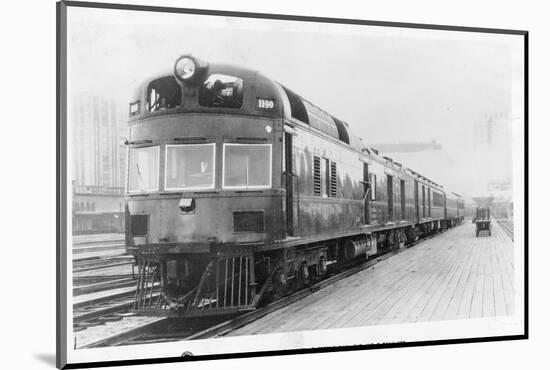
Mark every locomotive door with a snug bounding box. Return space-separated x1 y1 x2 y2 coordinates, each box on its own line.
443 193 447 219
414 180 419 223
387 175 393 221
422 184 426 218
428 188 432 217
400 179 406 221
363 163 370 224
284 132 295 236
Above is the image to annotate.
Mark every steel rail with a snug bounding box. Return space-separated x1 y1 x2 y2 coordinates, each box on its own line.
496 220 514 241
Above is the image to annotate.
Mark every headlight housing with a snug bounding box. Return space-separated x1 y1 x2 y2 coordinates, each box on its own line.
174 55 206 85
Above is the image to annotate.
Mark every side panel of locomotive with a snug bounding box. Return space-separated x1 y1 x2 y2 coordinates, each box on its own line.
458 197 465 219
368 159 389 225
285 124 421 240
429 188 445 220
367 158 417 227
290 125 363 238
441 191 465 226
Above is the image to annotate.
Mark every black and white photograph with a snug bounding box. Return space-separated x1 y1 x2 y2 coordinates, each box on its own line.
55 1 527 368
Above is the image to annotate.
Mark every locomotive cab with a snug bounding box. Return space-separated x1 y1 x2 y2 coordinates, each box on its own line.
125 56 290 314
126 56 286 247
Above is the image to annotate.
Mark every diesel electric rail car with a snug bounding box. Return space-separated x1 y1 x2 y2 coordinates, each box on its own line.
125 55 465 317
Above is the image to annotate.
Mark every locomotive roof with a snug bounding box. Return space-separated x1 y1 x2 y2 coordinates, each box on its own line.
134 56 454 195
134 60 365 149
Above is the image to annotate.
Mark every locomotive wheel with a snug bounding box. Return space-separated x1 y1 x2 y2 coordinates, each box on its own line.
413 227 421 242
387 231 395 250
318 256 327 277
398 230 406 249
272 270 288 299
298 262 310 286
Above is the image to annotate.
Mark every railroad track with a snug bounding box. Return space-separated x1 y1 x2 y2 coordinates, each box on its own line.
496 220 514 240
73 242 125 255
81 225 452 349
73 297 136 332
73 255 134 273
73 277 136 296
72 235 124 246
73 274 135 287
73 284 160 332
72 243 141 332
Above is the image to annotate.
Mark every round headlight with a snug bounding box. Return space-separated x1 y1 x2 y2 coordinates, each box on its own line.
174 56 196 81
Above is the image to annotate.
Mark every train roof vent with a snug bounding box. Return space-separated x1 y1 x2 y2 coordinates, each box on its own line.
331 116 350 144
383 156 393 162
280 85 309 124
301 99 339 138
370 147 379 155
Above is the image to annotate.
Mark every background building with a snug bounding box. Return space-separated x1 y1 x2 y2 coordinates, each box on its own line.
72 183 125 234
471 113 514 220
71 92 127 234
472 113 513 192
72 92 127 188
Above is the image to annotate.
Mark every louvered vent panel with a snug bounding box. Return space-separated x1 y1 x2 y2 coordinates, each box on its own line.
313 156 321 196
330 162 337 197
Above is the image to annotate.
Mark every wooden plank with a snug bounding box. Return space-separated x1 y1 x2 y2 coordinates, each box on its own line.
491 238 508 316
344 240 444 325
456 232 484 319
428 236 474 321
492 222 515 315
256 251 418 332
335 267 418 327
415 238 466 322
403 242 461 322
316 262 418 329
442 239 477 320
379 232 461 324
482 239 496 317
229 222 516 337
468 234 487 318
360 230 459 325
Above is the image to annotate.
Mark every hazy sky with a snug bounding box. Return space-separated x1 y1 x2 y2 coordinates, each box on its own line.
67 7 524 196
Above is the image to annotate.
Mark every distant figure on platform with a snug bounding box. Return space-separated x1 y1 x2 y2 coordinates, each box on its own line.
473 207 491 237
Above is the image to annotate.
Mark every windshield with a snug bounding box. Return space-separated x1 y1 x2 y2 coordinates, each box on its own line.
199 74 244 108
223 144 271 189
147 76 181 112
128 146 159 193
165 144 215 190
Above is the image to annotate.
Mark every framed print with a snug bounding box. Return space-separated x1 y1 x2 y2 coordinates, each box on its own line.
57 1 527 368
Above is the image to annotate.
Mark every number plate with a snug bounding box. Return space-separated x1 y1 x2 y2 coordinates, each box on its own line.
257 98 275 110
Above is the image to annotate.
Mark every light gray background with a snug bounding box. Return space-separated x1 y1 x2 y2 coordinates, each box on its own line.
2 0 544 370
68 8 522 199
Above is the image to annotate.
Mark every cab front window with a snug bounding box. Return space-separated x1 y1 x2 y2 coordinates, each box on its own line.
223 144 271 189
199 74 244 108
146 76 182 112
165 144 215 190
128 146 160 193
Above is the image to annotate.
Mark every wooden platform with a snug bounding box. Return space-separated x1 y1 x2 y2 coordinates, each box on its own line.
229 221 514 336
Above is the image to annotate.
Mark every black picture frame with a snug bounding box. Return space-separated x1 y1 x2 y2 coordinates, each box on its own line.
57 1 528 368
